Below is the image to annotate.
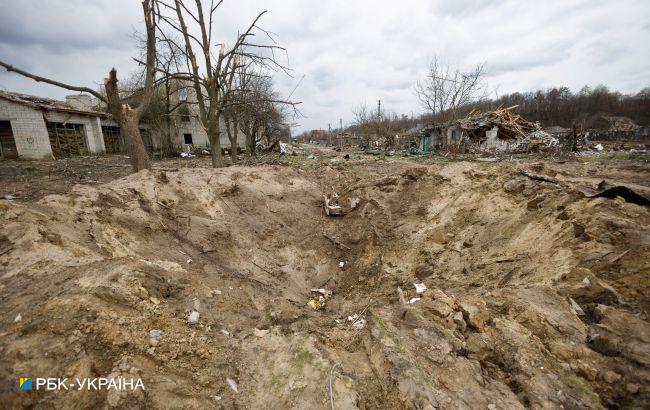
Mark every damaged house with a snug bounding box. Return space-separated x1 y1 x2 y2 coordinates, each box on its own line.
585 114 641 140
421 107 552 153
0 88 247 160
0 91 108 159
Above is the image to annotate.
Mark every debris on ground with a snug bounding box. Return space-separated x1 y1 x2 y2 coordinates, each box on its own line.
226 378 239 394
187 310 200 325
577 180 650 206
1 150 648 409
323 192 344 215
517 168 560 184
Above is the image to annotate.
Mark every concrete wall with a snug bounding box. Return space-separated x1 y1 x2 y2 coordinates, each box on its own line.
446 125 463 146
0 99 53 159
43 111 106 154
175 116 246 151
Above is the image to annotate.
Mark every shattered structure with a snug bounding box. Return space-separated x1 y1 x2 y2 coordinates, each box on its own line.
421 107 554 153
585 114 641 140
0 88 246 160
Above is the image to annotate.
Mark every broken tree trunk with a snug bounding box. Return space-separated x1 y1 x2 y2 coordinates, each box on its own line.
104 68 151 171
208 114 224 168
119 114 150 171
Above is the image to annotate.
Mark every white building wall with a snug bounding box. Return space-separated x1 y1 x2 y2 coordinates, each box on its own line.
175 116 246 150
0 99 53 159
43 111 106 154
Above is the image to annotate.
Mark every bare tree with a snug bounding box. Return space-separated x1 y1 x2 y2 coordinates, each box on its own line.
0 0 157 172
152 0 296 168
415 56 487 121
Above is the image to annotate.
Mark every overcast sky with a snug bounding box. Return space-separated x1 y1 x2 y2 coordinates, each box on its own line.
1 0 648 134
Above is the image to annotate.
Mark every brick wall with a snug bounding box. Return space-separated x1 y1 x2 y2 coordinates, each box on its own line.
0 99 53 159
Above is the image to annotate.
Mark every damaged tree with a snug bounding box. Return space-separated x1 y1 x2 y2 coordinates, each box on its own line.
415 56 487 122
0 0 158 172
153 0 298 167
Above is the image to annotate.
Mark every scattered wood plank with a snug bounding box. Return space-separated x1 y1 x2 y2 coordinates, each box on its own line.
608 249 630 264
322 231 351 250
517 168 559 184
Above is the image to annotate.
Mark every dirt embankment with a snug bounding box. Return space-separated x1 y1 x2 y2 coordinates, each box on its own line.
0 158 648 409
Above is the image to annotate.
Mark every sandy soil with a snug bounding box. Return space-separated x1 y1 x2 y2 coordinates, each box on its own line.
0 148 649 408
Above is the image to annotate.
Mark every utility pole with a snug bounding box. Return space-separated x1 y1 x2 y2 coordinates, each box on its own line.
339 118 343 132
328 123 331 145
377 99 381 119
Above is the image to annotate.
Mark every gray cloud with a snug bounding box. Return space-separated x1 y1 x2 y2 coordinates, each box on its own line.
0 0 648 134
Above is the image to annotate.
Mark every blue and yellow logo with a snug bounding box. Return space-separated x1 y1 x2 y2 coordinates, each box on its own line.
19 378 32 391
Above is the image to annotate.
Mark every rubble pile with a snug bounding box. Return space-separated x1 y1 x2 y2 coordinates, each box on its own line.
458 106 554 151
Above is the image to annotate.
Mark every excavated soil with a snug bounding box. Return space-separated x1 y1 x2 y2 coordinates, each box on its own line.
0 153 649 409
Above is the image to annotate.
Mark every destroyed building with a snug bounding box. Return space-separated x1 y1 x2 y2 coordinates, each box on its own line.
585 114 641 140
420 107 553 153
0 89 246 160
0 91 108 159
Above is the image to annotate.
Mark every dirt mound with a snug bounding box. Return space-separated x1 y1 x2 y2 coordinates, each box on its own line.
0 161 648 408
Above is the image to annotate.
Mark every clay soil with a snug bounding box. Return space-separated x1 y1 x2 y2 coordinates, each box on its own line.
0 148 649 409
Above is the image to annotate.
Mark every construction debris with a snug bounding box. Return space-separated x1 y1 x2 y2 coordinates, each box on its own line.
517 168 560 184
577 181 650 206
323 192 344 216
423 106 555 153
308 288 332 310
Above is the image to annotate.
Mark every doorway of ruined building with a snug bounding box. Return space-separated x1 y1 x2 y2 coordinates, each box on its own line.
46 122 87 158
102 125 123 154
0 121 18 159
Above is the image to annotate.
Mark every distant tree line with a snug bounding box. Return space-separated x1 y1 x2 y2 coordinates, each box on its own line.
458 85 650 128
334 85 650 141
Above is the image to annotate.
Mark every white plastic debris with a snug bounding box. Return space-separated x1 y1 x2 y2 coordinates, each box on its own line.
350 198 360 209
595 144 604 151
414 283 427 294
408 298 421 304
187 310 200 325
226 378 238 394
211 289 222 296
279 142 287 154
180 152 196 158
569 298 585 316
212 395 222 401
149 329 162 338
310 288 333 298
582 277 591 285
339 261 345 268
253 328 270 337
14 313 22 322
352 318 366 330
186 258 193 264
307 154 316 159
2 194 16 200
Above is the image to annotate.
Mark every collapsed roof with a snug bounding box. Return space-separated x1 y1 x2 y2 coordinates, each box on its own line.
456 106 549 141
424 106 553 151
586 114 640 133
0 90 106 117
